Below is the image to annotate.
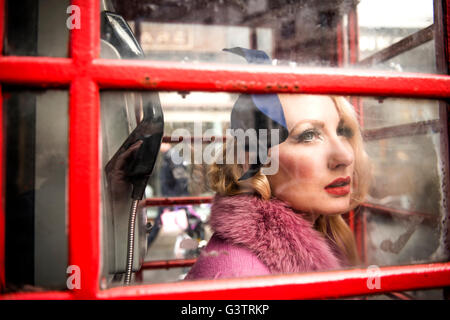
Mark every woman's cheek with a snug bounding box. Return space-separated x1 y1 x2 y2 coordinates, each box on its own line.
279 146 317 180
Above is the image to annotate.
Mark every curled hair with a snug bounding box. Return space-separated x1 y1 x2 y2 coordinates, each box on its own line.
208 95 371 266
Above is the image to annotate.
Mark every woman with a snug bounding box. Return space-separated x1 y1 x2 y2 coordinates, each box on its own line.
184 94 371 280
185 49 371 280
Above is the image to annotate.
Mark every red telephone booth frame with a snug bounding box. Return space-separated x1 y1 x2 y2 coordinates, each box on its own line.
0 0 450 299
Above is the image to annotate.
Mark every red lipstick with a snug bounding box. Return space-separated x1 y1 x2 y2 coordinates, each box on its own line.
325 176 351 196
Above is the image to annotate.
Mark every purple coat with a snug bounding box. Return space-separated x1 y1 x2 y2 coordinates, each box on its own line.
185 194 344 280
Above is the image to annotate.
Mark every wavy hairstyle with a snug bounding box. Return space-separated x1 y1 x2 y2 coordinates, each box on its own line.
208 95 371 266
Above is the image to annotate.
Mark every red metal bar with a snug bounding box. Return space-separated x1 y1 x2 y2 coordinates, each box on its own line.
68 0 100 298
141 259 197 270
3 262 450 300
146 196 213 207
1 57 450 98
69 78 100 298
95 262 450 300
0 0 5 293
0 290 73 300
91 59 450 98
348 210 355 232
70 0 99 65
0 57 74 86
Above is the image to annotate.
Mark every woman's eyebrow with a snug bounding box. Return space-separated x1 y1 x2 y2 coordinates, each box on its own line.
291 120 325 132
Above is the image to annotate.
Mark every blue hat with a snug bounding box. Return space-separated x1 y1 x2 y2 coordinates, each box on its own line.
224 47 289 180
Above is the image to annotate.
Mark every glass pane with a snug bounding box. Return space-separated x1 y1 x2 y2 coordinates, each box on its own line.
99 91 448 287
358 0 434 58
373 40 437 74
365 288 445 300
3 0 70 57
364 132 445 266
361 97 439 130
101 0 439 73
3 88 69 292
348 288 446 300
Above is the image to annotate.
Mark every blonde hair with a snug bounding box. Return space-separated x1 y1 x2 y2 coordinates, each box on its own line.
208 95 371 266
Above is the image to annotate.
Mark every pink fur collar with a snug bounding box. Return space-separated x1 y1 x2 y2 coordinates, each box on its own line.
209 194 342 274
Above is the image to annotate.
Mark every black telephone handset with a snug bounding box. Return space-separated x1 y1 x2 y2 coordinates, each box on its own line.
101 9 164 199
110 96 164 200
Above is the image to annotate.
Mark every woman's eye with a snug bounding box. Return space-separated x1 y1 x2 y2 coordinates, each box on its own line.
296 129 319 143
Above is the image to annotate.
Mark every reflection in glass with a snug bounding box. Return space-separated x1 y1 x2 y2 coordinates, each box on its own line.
3 89 68 291
106 0 438 73
4 0 70 57
99 91 447 290
365 133 445 266
366 288 444 300
361 97 439 130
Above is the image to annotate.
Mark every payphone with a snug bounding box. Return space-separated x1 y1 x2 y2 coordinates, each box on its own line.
100 2 164 285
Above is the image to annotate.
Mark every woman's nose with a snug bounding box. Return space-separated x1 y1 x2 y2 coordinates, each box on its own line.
328 137 354 170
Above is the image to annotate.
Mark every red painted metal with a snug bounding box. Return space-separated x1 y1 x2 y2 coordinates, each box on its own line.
70 1 100 65
67 0 100 298
141 259 197 270
0 57 74 86
1 57 450 98
2 262 450 300
0 290 73 300
91 59 450 98
0 0 449 301
0 0 4 292
95 262 450 300
348 210 355 232
69 78 100 298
